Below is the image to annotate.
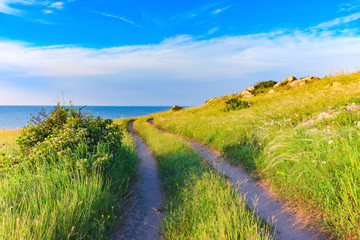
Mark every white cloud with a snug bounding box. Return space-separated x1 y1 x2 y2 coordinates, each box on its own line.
171 2 222 21
1 14 360 105
0 29 359 82
0 0 67 16
207 27 219 35
42 9 53 14
49 1 63 9
311 12 360 29
340 1 360 11
0 0 29 15
90 11 140 27
212 6 230 15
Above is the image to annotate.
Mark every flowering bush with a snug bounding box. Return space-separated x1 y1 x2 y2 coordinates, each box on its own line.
16 105 123 172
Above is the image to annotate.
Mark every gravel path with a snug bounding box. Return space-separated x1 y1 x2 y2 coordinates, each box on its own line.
148 119 321 240
113 122 164 240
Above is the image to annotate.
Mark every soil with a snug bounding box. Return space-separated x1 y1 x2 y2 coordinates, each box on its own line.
113 122 164 240
148 119 321 240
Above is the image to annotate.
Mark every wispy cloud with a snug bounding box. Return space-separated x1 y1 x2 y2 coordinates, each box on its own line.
1 15 360 105
311 12 360 29
0 0 35 15
212 6 230 15
49 1 64 9
207 27 219 35
171 2 222 21
0 0 68 16
42 9 53 14
340 1 360 11
0 28 359 80
90 10 140 27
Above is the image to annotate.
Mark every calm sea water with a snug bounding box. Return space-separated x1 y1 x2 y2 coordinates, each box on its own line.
0 106 172 129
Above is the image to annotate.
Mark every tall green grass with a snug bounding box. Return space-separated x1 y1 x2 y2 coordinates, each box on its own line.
152 72 360 239
0 113 138 239
0 128 21 146
134 118 273 240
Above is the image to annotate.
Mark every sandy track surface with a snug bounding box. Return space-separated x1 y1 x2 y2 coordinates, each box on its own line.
148 119 321 240
113 122 164 240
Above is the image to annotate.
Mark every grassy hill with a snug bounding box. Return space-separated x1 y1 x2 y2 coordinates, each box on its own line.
1 71 360 239
149 71 360 239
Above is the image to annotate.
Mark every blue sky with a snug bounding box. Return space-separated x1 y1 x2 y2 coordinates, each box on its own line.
0 0 360 105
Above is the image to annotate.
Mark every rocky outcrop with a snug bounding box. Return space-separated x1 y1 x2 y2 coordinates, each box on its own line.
171 105 183 111
241 89 254 98
289 79 307 87
268 89 275 94
273 76 296 87
283 76 297 85
273 82 282 88
274 76 318 88
248 86 255 92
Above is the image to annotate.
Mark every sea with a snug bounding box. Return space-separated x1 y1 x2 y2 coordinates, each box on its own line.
0 106 172 129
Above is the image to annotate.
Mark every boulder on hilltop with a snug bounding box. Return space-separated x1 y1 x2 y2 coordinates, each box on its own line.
274 76 319 88
171 105 184 111
241 89 253 98
274 76 296 87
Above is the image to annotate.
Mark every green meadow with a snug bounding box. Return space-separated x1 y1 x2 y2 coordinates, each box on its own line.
151 71 360 239
133 118 273 240
1 71 360 239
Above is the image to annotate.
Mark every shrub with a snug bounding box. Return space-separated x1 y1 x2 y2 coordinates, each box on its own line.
0 104 138 239
16 104 123 173
253 80 277 95
223 98 249 111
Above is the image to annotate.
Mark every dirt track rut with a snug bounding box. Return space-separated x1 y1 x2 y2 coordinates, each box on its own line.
148 119 321 240
114 122 163 240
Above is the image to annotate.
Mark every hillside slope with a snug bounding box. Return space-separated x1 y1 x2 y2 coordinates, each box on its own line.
151 72 360 239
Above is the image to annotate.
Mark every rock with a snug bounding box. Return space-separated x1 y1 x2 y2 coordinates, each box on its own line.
248 86 255 92
273 76 296 87
301 76 316 82
282 76 297 85
289 79 307 87
241 89 253 98
273 82 282 88
268 89 275 94
171 105 183 111
288 76 318 87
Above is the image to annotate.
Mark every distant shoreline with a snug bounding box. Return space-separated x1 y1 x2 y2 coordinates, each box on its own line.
0 106 176 129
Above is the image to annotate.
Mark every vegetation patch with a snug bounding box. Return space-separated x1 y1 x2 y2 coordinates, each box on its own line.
0 105 138 239
252 80 277 95
223 98 249 111
152 71 360 239
134 119 273 240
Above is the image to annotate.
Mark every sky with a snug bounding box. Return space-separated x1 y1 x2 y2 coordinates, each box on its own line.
0 0 360 106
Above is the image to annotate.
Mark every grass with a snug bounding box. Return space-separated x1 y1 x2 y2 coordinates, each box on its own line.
134 118 273 240
151 71 360 239
0 128 21 146
0 114 138 239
